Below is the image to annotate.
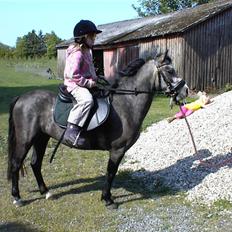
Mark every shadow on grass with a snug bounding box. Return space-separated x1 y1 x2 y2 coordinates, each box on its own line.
48 174 149 206
0 222 40 232
47 149 232 206
0 85 59 114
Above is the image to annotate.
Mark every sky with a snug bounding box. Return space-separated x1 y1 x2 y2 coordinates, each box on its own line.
0 0 139 47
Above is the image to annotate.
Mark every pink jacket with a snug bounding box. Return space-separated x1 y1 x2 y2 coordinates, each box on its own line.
64 44 97 92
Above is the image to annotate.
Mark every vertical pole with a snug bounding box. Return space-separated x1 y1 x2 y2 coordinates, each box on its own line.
180 105 198 154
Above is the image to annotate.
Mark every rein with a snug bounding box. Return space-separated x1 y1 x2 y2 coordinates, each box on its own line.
97 79 186 98
96 64 184 96
97 85 153 96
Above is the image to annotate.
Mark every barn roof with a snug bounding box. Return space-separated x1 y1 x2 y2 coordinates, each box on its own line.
57 0 232 48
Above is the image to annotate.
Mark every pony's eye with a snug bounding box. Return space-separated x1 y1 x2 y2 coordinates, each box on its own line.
168 69 174 74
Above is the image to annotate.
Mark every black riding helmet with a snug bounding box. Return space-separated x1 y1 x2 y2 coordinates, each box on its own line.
73 20 102 38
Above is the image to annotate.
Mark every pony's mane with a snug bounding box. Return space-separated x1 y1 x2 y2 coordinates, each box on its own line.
118 58 145 77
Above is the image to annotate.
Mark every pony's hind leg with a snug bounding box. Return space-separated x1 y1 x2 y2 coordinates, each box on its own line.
31 134 52 199
11 144 31 207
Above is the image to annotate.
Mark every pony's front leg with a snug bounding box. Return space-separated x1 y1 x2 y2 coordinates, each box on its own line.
101 149 124 209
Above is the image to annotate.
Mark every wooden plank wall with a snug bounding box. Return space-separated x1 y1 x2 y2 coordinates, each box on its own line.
183 8 232 90
103 49 117 81
57 48 66 79
57 9 232 90
103 37 185 83
103 45 139 80
137 9 232 90
139 37 185 81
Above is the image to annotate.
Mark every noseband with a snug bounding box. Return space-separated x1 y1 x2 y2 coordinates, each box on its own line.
156 64 186 97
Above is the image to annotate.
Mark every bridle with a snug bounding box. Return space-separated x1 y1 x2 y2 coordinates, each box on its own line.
97 61 186 98
156 63 186 100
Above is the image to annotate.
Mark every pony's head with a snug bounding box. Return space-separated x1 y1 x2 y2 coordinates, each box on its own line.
154 50 189 105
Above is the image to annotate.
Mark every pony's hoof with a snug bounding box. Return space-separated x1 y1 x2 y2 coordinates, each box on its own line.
101 195 118 209
106 202 118 210
45 191 53 200
105 199 118 209
13 199 24 207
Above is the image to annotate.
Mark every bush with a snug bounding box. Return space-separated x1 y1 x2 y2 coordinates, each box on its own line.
224 83 232 92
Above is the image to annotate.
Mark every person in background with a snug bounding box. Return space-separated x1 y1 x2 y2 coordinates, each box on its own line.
63 20 102 146
167 91 212 123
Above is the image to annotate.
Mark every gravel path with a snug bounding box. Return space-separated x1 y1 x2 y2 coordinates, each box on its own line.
121 90 232 204
115 204 232 232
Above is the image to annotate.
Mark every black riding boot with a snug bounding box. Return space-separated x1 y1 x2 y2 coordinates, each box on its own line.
63 123 85 147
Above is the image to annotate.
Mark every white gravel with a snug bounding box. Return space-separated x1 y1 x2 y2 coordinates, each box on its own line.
121 90 232 204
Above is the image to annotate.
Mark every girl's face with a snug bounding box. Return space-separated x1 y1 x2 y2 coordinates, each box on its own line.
85 33 96 48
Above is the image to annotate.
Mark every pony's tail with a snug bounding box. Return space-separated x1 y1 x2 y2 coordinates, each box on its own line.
7 96 19 181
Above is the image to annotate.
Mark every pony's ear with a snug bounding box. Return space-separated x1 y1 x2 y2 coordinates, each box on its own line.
161 49 169 63
164 49 169 60
156 49 170 66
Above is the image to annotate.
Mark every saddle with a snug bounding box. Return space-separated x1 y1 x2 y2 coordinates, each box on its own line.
53 84 110 131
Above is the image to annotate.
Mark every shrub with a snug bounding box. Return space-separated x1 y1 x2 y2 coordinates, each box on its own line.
224 83 232 92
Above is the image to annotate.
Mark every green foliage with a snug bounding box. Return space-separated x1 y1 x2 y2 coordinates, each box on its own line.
0 42 14 58
1 29 63 59
13 30 63 59
23 30 46 58
44 31 62 59
14 37 27 58
132 0 213 16
224 83 232 92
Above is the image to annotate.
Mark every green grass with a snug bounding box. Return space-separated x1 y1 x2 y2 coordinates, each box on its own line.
141 94 180 131
0 59 229 232
0 58 61 133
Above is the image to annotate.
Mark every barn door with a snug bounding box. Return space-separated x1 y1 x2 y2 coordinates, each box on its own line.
93 49 104 76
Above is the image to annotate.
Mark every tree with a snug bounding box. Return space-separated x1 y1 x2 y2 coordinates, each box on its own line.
132 0 213 16
14 30 62 59
15 36 27 58
24 30 46 58
44 31 62 59
37 30 47 56
0 42 14 58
